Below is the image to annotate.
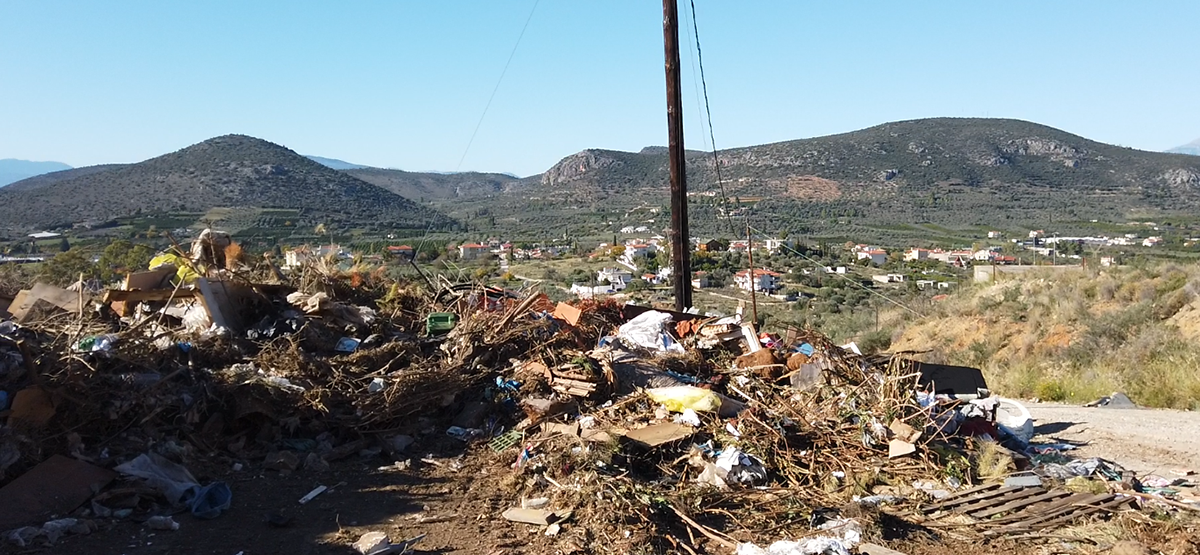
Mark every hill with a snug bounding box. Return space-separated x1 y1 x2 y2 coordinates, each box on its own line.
477 118 1200 240
1168 138 1200 156
345 168 524 201
0 135 447 233
305 155 367 170
883 263 1200 409
0 159 72 187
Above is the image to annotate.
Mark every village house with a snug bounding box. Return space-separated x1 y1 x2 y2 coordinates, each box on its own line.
872 273 905 284
854 245 888 266
699 239 728 252
734 269 783 292
692 271 711 289
987 231 1003 239
284 244 346 268
458 243 490 260
762 238 794 254
387 245 415 260
597 267 633 290
904 248 930 262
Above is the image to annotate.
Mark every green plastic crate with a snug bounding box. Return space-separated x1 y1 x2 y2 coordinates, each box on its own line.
426 312 458 335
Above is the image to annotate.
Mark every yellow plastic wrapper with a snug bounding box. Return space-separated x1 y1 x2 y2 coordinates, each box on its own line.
149 253 200 284
646 386 722 413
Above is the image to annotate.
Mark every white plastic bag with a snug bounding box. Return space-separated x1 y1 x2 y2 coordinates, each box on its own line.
616 311 684 353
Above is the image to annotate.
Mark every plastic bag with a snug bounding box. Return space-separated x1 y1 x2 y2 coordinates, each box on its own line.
189 482 232 519
996 397 1034 444
616 311 684 353
647 386 721 413
114 453 199 506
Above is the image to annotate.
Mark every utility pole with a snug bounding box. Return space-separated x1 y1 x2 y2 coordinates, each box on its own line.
663 0 691 312
746 223 759 325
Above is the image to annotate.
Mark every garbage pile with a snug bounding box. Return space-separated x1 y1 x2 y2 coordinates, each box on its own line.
0 235 1196 553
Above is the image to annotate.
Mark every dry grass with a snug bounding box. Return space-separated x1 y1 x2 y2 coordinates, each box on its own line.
888 264 1200 409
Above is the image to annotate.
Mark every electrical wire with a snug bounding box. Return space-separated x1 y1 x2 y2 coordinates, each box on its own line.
455 0 540 172
687 0 735 235
746 223 925 317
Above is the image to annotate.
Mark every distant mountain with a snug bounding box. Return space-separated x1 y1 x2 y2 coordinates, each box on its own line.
0 159 72 187
345 167 524 201
2 164 128 193
1167 139 1200 156
472 118 1200 237
305 155 368 170
0 135 449 232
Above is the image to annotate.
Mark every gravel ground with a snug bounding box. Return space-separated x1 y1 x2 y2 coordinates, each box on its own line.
1027 403 1200 474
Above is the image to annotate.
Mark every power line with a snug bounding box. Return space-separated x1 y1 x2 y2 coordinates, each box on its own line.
455 0 540 172
746 223 925 317
687 0 735 236
681 1 709 152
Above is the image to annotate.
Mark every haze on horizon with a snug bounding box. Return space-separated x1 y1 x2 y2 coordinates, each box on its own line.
1 1 1197 177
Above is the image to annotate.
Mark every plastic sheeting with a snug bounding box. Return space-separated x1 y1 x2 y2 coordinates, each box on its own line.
615 311 684 353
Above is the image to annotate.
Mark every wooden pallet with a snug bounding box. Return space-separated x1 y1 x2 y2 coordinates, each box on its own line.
920 483 1137 536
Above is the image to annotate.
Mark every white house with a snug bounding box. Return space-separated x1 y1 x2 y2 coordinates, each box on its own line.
597 267 633 290
872 274 906 284
734 269 783 292
1143 236 1163 247
856 249 888 266
904 248 930 262
762 238 794 254
459 243 490 260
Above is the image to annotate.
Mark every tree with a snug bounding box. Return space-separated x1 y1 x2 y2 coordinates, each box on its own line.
97 240 155 282
58 237 71 252
40 247 97 286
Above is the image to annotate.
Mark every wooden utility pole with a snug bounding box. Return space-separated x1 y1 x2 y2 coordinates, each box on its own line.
663 0 692 312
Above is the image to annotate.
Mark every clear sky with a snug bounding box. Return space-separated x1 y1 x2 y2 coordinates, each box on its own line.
2 1 1198 177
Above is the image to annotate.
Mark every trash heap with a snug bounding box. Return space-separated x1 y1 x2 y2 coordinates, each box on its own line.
0 235 1196 553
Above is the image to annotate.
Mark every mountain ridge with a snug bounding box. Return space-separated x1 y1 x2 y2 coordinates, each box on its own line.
439 117 1200 237
0 159 72 187
0 135 448 234
1167 138 1200 156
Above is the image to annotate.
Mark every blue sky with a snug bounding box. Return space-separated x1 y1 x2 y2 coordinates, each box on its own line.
1 1 1197 176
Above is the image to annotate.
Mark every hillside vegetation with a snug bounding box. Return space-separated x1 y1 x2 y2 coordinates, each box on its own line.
437 118 1200 241
0 135 447 234
346 167 521 202
887 263 1200 409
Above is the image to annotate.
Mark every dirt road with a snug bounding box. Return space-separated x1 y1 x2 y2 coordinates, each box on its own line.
1027 403 1200 474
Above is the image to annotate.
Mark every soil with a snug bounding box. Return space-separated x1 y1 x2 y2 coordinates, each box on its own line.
9 404 1199 555
1027 403 1200 474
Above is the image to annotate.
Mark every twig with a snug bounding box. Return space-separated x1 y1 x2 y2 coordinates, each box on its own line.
668 503 735 549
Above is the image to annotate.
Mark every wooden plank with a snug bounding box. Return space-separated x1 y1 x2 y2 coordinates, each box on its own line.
920 482 1003 513
984 494 1113 535
977 493 1104 527
970 489 1073 519
956 487 1045 515
924 486 1018 513
1024 496 1132 531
